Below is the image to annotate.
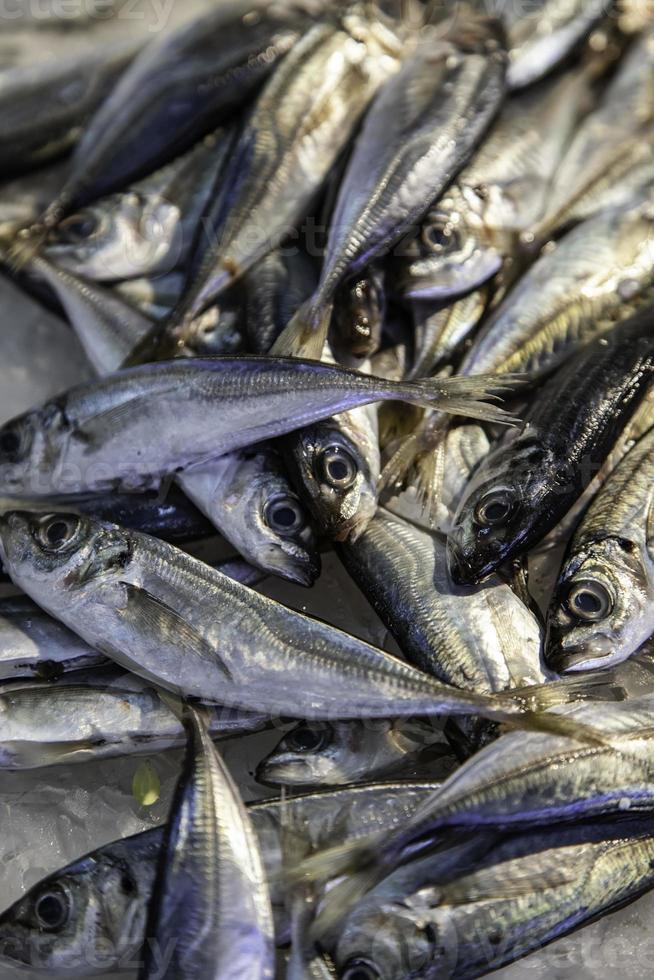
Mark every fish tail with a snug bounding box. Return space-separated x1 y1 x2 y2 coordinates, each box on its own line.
379 415 450 526
498 707 611 747
392 373 525 424
271 299 332 360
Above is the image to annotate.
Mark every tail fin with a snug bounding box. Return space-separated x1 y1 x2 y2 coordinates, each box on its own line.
379 415 450 530
272 300 332 360
393 373 525 423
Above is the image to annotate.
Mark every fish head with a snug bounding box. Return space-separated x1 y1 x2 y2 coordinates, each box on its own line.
0 511 132 602
447 440 548 584
216 450 320 586
176 294 245 357
332 273 385 361
0 403 69 496
0 852 145 974
545 536 654 672
46 192 182 280
336 902 439 980
287 416 379 543
256 720 394 787
392 189 503 302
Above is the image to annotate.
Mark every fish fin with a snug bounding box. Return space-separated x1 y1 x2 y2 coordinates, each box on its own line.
395 373 525 424
501 672 624 711
378 415 449 501
9 738 105 768
439 864 578 906
309 865 388 941
119 583 233 681
271 301 332 360
497 708 611 747
156 688 187 721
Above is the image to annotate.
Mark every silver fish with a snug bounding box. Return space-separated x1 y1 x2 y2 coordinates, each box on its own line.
177 446 320 585
0 357 515 497
276 18 507 358
406 290 489 378
460 190 654 378
175 8 403 326
391 68 592 302
535 28 654 238
0 781 441 975
546 425 654 673
0 511 558 724
0 669 268 770
339 509 546 691
140 706 274 980
115 273 188 324
257 717 455 788
44 130 232 282
335 819 654 979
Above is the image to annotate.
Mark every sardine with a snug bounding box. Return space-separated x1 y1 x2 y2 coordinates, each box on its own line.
140 706 274 979
0 511 567 725
277 19 507 357
459 191 654 378
0 781 441 975
335 818 654 979
0 41 139 177
448 306 654 585
331 268 386 364
339 509 545 691
44 130 233 282
546 425 654 672
0 670 268 770
37 1 314 226
391 68 592 302
0 357 517 497
535 28 654 239
257 717 455 788
172 9 403 328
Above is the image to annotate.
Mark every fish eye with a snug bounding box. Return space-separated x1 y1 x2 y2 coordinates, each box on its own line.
35 515 82 554
285 722 332 754
58 211 99 242
264 495 306 535
0 426 23 461
566 580 613 622
421 219 458 254
474 489 514 527
341 958 381 980
319 446 358 490
33 886 70 931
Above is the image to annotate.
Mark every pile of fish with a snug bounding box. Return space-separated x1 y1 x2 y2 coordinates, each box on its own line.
1 0 654 976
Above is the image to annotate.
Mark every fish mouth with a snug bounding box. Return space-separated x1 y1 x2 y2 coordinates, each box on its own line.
447 541 495 586
255 758 316 788
545 643 612 674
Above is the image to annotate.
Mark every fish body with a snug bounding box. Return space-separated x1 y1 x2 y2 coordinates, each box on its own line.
407 289 489 377
0 356 514 496
0 511 550 724
177 9 403 322
282 19 507 355
546 425 654 672
140 707 274 979
460 191 654 378
0 41 139 177
244 247 319 355
42 1 313 221
448 307 654 584
257 717 453 787
339 509 545 691
0 781 440 975
336 818 654 979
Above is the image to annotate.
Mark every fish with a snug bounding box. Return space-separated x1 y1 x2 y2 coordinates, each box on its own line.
139 705 275 979
0 510 579 727
243 246 319 355
171 7 404 329
115 272 189 324
276 18 507 358
459 190 654 378
338 509 546 692
0 160 69 241
44 129 233 282
0 356 518 497
405 289 489 378
448 306 654 585
334 818 654 979
545 425 654 673
0 40 140 178
257 716 456 788
389 68 592 302
177 446 321 585
535 28 654 239
34 1 314 228
284 399 381 542
0 669 268 770
0 781 442 975
331 268 387 365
